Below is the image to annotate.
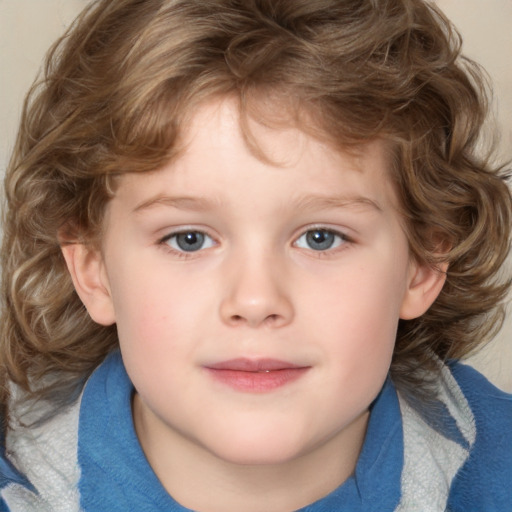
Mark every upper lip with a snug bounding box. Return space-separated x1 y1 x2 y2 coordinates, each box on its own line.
205 358 307 372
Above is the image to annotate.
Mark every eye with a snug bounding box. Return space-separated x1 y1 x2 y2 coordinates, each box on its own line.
294 228 347 251
163 231 216 252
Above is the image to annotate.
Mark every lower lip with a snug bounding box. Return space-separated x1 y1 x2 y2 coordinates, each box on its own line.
205 367 310 392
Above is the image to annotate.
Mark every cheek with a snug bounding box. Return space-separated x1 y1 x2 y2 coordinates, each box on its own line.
114 284 189 401
111 264 215 369
304 255 407 378
111 257 183 323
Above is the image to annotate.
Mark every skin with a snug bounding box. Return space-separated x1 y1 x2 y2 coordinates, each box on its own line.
63 98 445 512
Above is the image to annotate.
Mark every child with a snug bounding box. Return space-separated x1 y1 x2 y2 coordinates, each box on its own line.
1 0 511 510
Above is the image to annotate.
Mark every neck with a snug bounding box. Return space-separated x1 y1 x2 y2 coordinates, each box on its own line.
133 394 368 512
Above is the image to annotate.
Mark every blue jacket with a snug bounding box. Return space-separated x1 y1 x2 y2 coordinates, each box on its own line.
1 351 511 511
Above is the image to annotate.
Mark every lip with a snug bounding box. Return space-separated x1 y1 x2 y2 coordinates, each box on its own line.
204 358 310 393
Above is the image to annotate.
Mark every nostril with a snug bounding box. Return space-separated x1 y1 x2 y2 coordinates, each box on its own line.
220 291 294 328
228 313 281 326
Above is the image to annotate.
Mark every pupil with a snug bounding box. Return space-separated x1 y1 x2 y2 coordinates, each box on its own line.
176 232 204 251
307 230 334 250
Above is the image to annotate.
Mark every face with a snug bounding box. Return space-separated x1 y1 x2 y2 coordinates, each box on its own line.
67 99 442 477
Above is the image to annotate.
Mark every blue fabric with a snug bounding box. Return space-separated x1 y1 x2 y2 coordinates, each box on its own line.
298 378 403 511
78 352 403 511
0 497 9 512
0 455 32 492
0 421 34 494
0 352 511 510
78 351 182 511
446 362 512 511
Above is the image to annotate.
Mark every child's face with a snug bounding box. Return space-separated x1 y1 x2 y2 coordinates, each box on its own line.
70 98 443 474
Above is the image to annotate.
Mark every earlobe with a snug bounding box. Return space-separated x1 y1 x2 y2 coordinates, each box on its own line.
61 243 116 326
399 259 448 320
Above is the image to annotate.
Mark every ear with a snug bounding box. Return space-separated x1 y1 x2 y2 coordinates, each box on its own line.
61 243 116 326
400 259 448 320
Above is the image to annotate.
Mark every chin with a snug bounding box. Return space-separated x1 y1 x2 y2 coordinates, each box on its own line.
216 450 300 467
205 433 306 467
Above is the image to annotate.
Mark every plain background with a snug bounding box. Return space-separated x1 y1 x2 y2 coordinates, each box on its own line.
0 0 511 391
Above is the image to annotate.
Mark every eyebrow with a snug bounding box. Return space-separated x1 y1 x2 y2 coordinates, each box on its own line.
293 194 383 213
133 195 218 214
132 193 383 215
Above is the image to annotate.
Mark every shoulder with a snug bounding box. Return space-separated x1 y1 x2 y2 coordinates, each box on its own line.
1 391 83 512
447 361 512 511
448 361 512 422
395 359 511 512
0 376 92 511
0 400 82 511
77 351 180 510
0 352 124 511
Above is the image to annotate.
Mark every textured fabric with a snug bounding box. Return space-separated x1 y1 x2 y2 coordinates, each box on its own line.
1 389 82 512
79 354 403 511
0 351 510 511
446 363 512 511
395 363 476 512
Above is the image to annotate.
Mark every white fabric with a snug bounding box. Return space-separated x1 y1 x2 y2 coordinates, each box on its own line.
1 397 82 512
396 364 476 511
0 362 477 512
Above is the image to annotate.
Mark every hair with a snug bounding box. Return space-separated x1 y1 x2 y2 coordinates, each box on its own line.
1 0 511 416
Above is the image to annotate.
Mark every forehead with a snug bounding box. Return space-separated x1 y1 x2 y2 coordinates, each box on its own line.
180 97 391 172
110 98 399 218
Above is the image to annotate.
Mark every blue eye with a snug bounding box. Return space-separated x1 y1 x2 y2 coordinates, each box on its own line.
164 231 215 252
295 229 345 251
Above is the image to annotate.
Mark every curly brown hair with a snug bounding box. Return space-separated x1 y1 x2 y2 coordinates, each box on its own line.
1 0 511 414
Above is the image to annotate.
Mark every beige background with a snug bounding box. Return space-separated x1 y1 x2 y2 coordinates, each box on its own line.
1 1 511 391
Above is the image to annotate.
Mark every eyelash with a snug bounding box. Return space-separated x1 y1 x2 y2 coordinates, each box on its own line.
157 227 353 258
293 227 351 256
158 230 217 258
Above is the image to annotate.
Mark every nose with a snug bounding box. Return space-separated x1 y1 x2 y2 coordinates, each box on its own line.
219 252 294 328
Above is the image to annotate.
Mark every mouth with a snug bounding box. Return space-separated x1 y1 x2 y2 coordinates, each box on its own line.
204 358 310 393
